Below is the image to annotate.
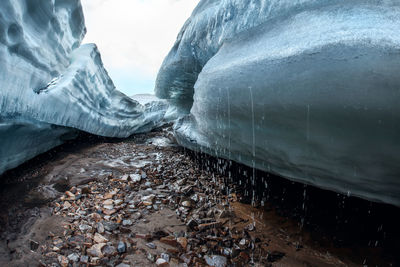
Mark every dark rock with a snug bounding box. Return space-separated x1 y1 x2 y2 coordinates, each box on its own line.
29 240 39 251
103 222 119 232
267 251 285 262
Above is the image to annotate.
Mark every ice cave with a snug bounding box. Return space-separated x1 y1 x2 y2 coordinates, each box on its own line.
0 0 399 266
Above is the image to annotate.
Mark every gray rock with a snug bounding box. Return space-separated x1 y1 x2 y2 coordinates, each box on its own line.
122 219 133 226
204 255 227 267
67 253 79 262
117 241 126 253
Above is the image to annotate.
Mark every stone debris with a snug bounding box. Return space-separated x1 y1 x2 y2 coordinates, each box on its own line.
33 128 286 267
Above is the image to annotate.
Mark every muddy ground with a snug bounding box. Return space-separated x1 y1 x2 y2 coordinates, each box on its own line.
0 125 398 266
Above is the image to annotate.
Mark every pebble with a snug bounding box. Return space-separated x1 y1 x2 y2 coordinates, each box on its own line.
63 201 71 209
146 242 157 249
181 200 193 208
161 253 170 262
177 237 188 250
58 255 69 267
67 253 79 262
87 243 106 258
122 219 133 226
147 252 156 262
78 224 92 232
102 245 117 257
204 255 227 267
80 255 89 264
103 222 118 231
117 241 126 253
156 258 168 266
94 233 108 243
96 222 105 234
29 240 39 251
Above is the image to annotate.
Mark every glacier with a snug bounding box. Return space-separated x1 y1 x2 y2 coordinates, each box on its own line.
0 0 167 175
156 0 400 206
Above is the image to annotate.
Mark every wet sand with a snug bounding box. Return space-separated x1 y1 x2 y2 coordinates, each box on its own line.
0 126 398 266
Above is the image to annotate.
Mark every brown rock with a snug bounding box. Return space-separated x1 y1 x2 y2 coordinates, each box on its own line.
160 236 179 248
135 233 152 240
177 237 188 250
198 222 221 231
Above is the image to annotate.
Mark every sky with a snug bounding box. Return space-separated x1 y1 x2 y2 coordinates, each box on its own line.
81 0 199 96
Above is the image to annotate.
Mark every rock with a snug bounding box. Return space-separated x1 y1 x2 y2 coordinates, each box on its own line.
186 219 198 230
161 253 170 262
94 233 108 243
115 199 123 205
80 255 89 264
122 219 133 226
29 240 39 251
96 222 105 234
177 237 188 250
198 222 221 231
67 253 80 262
65 191 75 198
204 255 227 267
142 195 155 205
147 252 156 262
58 255 69 267
87 243 106 258
160 236 179 247
117 241 126 253
79 224 92 232
103 222 119 231
246 223 255 231
181 200 193 208
102 245 117 257
103 204 114 210
146 242 157 249
63 201 71 209
133 212 142 220
116 263 131 267
266 251 285 262
131 174 142 183
135 233 152 240
103 199 113 205
156 258 168 266
239 238 249 249
90 257 100 265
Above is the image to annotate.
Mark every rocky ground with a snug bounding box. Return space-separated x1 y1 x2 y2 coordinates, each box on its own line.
0 126 398 267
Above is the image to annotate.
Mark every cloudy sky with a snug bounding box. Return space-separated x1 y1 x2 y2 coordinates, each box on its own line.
81 0 199 96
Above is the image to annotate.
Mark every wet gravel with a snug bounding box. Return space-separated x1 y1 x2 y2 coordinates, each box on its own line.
0 125 398 266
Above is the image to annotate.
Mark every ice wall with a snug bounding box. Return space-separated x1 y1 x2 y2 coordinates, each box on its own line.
157 0 400 206
0 0 167 174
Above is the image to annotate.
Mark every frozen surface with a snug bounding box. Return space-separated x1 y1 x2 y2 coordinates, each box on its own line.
0 0 167 174
158 0 400 205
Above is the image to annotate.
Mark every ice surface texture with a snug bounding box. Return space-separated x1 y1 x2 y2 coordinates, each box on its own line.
0 0 167 174
156 0 400 206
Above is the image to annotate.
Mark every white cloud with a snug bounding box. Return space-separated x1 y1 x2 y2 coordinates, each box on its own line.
81 0 199 95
